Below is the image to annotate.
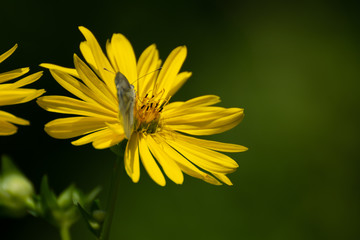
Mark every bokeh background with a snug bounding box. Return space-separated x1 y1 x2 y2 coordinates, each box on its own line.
1 0 359 239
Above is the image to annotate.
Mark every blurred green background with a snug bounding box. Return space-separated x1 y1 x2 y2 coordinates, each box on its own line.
1 0 359 239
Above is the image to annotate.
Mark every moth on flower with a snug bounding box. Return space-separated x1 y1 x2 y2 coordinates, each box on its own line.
37 26 247 186
115 72 135 139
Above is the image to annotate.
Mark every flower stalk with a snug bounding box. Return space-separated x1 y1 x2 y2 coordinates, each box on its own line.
101 141 127 240
60 224 71 240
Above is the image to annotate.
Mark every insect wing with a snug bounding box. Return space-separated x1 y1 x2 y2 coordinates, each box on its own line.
115 72 135 139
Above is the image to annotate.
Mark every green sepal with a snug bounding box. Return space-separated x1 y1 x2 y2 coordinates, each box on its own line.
110 140 128 157
40 175 59 212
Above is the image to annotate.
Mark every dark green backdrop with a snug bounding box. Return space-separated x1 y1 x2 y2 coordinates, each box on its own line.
1 0 359 239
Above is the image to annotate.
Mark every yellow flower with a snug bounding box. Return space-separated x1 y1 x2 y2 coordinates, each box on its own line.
38 27 247 186
0 44 44 135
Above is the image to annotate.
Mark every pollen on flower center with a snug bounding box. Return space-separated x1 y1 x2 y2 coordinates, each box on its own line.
134 91 169 134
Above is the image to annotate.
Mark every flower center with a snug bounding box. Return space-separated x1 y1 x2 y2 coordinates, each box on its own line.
134 92 169 134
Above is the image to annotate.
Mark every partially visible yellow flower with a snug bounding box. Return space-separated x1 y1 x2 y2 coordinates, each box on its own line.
0 45 44 135
38 27 247 186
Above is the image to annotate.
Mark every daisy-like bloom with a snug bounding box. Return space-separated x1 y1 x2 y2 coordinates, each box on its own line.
38 27 247 186
0 44 44 135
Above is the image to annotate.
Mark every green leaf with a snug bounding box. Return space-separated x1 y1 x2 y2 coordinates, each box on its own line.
77 203 102 238
40 175 59 211
85 186 102 204
57 184 76 208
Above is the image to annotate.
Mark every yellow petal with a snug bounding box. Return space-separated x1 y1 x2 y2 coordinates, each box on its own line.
0 110 29 125
124 132 140 183
156 46 187 99
1 71 43 89
212 173 233 186
172 133 247 152
73 54 117 105
71 128 124 147
79 41 99 75
154 134 221 185
78 26 116 94
0 68 29 83
0 89 45 106
164 95 221 114
165 108 244 135
0 44 17 64
37 95 117 119
48 70 116 111
166 135 238 174
105 39 117 71
92 129 124 149
167 71 192 97
136 44 161 98
71 129 107 146
109 33 138 84
44 117 108 139
40 63 78 77
164 106 241 124
138 134 166 186
167 112 243 135
0 120 17 136
106 123 124 136
146 134 184 184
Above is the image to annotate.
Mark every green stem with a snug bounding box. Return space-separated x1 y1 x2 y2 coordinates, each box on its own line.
60 225 71 240
100 144 125 240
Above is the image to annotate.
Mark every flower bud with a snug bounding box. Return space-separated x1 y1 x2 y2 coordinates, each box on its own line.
0 157 35 217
